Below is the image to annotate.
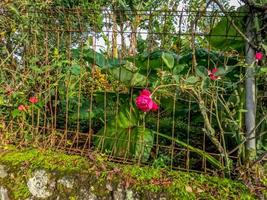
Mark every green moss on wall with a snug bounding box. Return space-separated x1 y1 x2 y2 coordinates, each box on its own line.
0 146 257 200
0 147 90 173
121 165 255 199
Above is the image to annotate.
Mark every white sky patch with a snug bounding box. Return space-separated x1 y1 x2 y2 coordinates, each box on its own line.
229 0 243 7
93 0 244 52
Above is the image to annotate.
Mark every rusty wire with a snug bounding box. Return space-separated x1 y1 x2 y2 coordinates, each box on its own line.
0 7 248 175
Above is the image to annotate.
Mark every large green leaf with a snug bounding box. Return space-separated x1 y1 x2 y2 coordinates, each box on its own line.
116 107 138 129
94 106 154 161
109 67 134 83
208 7 247 51
156 132 224 170
72 48 107 67
94 107 147 158
133 127 154 162
173 64 186 74
109 62 147 87
140 50 180 70
162 52 174 69
185 76 199 84
69 101 94 121
130 73 147 86
196 66 208 79
72 48 125 68
70 63 81 75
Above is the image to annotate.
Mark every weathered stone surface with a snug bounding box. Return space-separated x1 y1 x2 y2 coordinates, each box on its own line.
58 176 74 189
0 186 9 200
27 170 55 199
79 188 97 200
0 165 7 179
126 189 138 200
0 148 257 200
113 184 125 200
105 183 111 192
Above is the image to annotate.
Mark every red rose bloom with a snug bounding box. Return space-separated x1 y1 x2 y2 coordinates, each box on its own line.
140 89 151 97
29 97 38 104
255 52 263 61
136 95 154 112
18 105 27 111
136 89 158 112
208 68 219 81
151 102 159 111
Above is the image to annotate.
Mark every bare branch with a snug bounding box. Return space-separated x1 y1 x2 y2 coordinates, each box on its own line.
211 0 258 50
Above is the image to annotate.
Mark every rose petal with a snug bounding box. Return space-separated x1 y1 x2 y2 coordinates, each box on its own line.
18 105 27 111
29 97 38 104
211 68 218 74
151 102 159 111
209 74 218 81
255 52 263 61
136 95 154 112
140 89 151 97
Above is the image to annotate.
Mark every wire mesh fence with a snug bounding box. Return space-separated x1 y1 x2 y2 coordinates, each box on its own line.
0 4 254 175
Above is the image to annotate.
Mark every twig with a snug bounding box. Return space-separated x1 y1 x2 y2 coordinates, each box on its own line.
211 0 258 50
0 34 27 68
228 114 267 155
251 152 267 167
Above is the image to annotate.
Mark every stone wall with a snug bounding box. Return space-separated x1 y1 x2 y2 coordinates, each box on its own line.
0 164 168 200
0 148 256 200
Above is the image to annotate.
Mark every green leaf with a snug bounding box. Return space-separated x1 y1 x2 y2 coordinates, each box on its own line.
69 102 94 121
8 5 20 16
93 106 155 161
70 64 81 75
162 52 174 69
12 109 21 118
29 65 43 74
208 7 246 51
259 67 267 73
185 76 199 84
214 68 226 76
172 75 180 83
109 67 134 83
201 77 210 91
0 96 4 105
262 44 267 53
130 73 147 86
156 132 224 169
133 127 154 162
72 48 108 68
116 108 137 129
196 66 208 78
173 64 186 74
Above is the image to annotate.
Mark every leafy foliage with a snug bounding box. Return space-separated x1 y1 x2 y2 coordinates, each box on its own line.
94 106 154 162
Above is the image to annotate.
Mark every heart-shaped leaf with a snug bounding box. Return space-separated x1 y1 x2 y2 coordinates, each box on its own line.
162 52 174 69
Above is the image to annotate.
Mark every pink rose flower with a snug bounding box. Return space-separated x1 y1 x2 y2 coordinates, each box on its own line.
151 102 159 111
136 89 159 112
29 96 38 104
255 52 263 61
18 105 28 111
136 95 154 112
140 89 151 97
208 68 219 81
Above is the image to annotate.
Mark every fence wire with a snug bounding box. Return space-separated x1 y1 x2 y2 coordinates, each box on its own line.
0 6 253 174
